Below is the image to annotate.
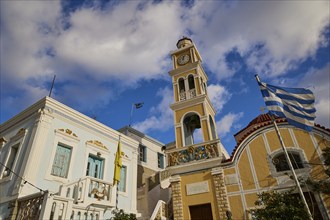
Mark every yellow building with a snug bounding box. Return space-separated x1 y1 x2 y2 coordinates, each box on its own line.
222 114 330 219
161 37 330 220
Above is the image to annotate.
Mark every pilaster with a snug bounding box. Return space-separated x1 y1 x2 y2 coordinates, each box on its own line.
211 167 230 219
20 108 54 194
170 175 183 220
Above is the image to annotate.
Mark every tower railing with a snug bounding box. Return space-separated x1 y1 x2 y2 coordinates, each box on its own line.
166 139 221 167
179 88 197 101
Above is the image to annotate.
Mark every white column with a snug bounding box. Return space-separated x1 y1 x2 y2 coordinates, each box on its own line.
20 108 54 195
130 149 139 214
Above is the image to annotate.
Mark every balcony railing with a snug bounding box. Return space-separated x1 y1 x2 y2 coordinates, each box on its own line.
166 140 221 167
59 176 115 207
179 89 196 101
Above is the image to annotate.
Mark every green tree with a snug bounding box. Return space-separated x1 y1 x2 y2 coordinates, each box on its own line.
110 209 137 220
306 146 330 195
251 190 309 220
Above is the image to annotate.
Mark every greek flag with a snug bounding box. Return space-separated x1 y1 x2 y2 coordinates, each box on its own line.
258 81 316 132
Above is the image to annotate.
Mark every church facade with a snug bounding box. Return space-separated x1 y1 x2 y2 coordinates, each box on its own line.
160 37 330 220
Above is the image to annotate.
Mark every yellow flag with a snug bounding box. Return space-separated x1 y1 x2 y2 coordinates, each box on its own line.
113 141 122 185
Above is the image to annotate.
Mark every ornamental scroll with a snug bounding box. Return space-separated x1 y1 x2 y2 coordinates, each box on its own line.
168 143 219 166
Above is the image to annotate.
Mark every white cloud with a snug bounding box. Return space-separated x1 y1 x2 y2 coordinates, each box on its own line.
184 1 329 79
207 84 231 112
133 87 173 133
0 1 184 114
298 64 330 128
216 112 244 137
1 0 328 131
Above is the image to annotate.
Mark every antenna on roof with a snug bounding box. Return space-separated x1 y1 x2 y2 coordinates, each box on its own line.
48 75 56 97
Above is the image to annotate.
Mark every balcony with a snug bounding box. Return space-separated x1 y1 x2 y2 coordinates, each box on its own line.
59 176 115 207
166 139 221 167
179 88 196 101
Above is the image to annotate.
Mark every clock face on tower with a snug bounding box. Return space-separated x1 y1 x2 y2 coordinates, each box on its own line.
177 54 190 65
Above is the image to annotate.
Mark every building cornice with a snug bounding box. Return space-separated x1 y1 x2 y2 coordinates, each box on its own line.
1 96 139 150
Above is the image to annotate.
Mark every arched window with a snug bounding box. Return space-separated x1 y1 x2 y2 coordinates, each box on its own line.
183 113 201 146
272 152 304 172
66 188 71 197
188 75 195 90
209 116 217 140
49 202 56 220
178 78 186 100
188 75 196 98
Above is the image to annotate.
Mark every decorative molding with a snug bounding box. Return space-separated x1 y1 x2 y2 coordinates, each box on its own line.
211 167 223 175
10 128 27 142
16 128 27 136
86 140 108 150
170 175 181 183
0 137 8 144
56 128 78 138
167 141 220 167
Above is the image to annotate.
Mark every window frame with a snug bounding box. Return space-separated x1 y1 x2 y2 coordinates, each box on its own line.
50 143 73 178
268 148 310 177
157 153 164 169
139 145 147 163
0 128 26 183
45 129 79 182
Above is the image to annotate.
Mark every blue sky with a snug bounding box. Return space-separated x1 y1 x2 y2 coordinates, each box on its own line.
1 0 329 154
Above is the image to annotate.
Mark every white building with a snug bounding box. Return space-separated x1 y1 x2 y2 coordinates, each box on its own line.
0 97 139 219
119 126 170 219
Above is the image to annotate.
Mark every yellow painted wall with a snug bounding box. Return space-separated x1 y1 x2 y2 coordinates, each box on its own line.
224 168 239 192
249 136 277 188
175 104 205 124
202 120 210 141
174 84 178 102
176 127 183 148
238 150 256 190
224 168 236 175
180 171 219 220
173 70 196 82
195 77 201 95
226 185 240 193
245 193 258 208
314 133 329 151
266 128 294 152
228 195 244 220
293 130 329 181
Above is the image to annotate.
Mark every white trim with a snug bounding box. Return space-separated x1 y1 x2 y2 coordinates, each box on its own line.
0 128 27 183
234 165 247 217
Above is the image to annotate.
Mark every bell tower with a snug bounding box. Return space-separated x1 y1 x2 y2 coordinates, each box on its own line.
169 37 218 148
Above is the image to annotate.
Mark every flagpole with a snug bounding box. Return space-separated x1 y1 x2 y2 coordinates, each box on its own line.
48 75 56 97
255 75 313 219
129 104 134 127
115 135 121 210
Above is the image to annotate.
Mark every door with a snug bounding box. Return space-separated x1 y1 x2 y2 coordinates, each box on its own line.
189 203 213 220
86 155 104 179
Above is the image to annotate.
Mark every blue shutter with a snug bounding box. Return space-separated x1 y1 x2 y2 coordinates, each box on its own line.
51 144 71 178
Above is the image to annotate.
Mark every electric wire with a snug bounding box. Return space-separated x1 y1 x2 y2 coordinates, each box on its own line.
0 161 46 194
